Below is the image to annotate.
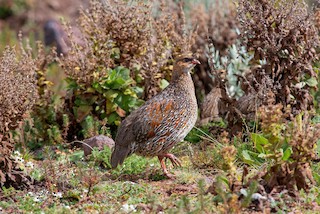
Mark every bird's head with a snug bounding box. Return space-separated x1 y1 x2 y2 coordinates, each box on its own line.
172 54 200 80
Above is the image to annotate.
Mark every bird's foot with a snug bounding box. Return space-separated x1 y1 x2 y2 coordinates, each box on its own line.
163 171 176 179
163 153 182 167
158 153 181 179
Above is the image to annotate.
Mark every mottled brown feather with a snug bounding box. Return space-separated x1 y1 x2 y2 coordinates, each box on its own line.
111 54 199 169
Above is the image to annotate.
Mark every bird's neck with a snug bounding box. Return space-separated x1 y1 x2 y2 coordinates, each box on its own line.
171 72 195 95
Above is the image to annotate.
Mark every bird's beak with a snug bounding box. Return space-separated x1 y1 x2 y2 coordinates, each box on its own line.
191 59 201 65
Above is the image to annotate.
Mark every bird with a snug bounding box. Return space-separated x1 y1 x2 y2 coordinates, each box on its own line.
110 54 200 178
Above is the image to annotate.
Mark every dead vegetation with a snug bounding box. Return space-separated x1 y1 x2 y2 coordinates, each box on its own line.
0 43 38 188
61 0 196 99
202 0 320 133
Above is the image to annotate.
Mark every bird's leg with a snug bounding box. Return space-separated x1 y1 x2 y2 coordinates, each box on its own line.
158 155 174 179
163 153 182 167
158 154 182 178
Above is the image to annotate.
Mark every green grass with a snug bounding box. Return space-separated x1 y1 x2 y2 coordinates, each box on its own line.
3 136 320 213
1 145 221 213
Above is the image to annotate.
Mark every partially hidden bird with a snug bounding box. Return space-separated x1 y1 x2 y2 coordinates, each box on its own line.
111 54 200 178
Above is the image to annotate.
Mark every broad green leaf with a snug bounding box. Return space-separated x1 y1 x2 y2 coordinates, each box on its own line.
103 90 118 102
305 77 318 87
100 80 110 89
115 66 131 80
114 94 136 112
123 88 137 97
74 95 97 106
131 86 144 97
74 97 87 106
282 147 292 161
242 150 254 164
85 87 96 93
251 133 269 154
113 78 126 88
108 69 117 81
65 78 78 90
160 79 169 89
251 133 268 144
92 82 102 91
258 153 267 159
106 99 117 114
312 115 320 124
217 175 229 186
103 67 133 89
108 112 120 125
69 150 84 162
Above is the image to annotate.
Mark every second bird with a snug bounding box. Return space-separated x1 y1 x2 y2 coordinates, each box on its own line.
111 54 200 178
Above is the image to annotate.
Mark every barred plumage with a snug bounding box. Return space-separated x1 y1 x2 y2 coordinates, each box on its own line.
111 54 199 178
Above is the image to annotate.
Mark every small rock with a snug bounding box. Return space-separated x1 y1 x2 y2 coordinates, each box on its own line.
82 135 115 156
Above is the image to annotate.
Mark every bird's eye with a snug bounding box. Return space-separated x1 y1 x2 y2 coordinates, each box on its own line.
183 58 193 62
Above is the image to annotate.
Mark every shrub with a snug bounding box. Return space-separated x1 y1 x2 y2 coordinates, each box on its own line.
203 0 319 134
18 44 67 149
188 1 239 95
56 0 195 139
253 103 320 196
0 44 38 187
238 0 319 114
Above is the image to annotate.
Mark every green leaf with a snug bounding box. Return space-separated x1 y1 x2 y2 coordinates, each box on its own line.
313 171 320 184
74 97 87 106
69 150 84 162
114 78 126 88
115 66 131 80
258 153 267 159
114 93 137 112
103 90 119 102
312 115 320 124
106 99 117 115
103 67 133 89
160 79 169 89
123 88 137 97
65 78 79 90
251 133 269 154
217 175 229 186
92 81 103 92
305 77 318 87
108 112 120 125
131 86 144 97
282 147 292 161
74 95 97 106
109 68 117 79
242 150 254 164
85 87 96 93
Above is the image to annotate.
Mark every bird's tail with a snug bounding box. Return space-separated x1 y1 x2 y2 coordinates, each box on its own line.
110 145 130 169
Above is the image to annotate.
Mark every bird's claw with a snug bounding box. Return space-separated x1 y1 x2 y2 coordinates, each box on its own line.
164 154 182 168
164 171 176 179
158 153 181 179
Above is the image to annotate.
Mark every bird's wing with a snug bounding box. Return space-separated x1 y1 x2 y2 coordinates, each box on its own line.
137 98 177 140
111 112 139 168
111 97 176 168
115 97 176 146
